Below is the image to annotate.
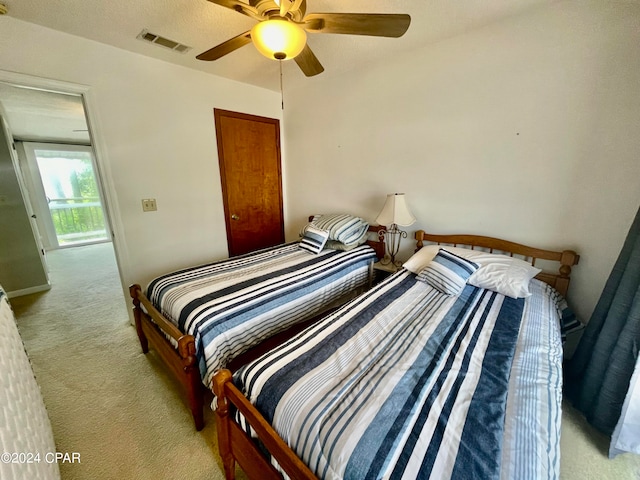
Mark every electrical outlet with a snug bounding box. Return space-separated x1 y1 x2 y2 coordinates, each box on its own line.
142 198 157 212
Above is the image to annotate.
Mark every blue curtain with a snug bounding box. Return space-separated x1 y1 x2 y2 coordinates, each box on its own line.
567 206 640 443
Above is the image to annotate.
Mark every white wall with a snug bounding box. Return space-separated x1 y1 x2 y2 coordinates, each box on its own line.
282 0 640 323
0 17 282 303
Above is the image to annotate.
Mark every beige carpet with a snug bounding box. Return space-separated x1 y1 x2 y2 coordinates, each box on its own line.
9 243 640 479
10 243 239 480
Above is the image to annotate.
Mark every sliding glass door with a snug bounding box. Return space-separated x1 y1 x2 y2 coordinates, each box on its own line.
22 143 108 248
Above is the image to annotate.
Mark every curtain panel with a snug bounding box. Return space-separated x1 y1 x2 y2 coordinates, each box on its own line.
567 206 640 455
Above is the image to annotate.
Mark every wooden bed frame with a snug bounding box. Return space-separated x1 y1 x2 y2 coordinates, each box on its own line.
212 230 580 480
129 223 385 431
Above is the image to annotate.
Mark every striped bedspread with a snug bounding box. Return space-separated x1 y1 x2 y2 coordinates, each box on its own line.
146 242 376 388
233 271 563 480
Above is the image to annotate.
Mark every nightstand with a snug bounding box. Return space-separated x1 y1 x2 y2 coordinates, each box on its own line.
373 261 400 285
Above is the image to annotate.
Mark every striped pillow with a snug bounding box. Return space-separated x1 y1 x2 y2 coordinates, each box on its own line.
417 249 480 296
304 214 369 247
299 225 329 254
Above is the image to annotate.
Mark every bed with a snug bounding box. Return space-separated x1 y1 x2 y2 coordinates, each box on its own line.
0 285 60 480
212 230 580 480
129 215 385 430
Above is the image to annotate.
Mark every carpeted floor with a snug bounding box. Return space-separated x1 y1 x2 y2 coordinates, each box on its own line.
10 243 239 480
9 243 640 479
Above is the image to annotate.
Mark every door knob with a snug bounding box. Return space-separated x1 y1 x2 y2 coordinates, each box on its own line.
231 214 239 220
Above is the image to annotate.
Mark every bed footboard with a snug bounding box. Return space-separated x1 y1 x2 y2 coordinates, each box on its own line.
213 369 317 480
129 284 205 431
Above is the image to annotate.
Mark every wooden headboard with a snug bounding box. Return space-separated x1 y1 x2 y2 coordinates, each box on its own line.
414 230 580 297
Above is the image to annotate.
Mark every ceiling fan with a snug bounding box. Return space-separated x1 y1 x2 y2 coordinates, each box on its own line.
197 0 411 77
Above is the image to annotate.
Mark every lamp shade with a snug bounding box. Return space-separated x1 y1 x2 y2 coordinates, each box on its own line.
251 19 307 60
376 193 416 227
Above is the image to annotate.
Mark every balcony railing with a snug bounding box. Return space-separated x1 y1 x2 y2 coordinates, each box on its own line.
48 197 108 245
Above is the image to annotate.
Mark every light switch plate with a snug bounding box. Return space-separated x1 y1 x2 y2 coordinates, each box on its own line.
142 198 157 212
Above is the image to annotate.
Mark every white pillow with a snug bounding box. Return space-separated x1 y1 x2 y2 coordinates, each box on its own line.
404 244 541 299
403 244 443 273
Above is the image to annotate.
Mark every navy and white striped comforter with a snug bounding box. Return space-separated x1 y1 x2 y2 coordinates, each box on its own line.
146 243 376 388
233 271 563 480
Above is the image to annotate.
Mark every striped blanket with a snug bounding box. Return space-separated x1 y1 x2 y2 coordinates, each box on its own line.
233 271 563 480
146 242 376 388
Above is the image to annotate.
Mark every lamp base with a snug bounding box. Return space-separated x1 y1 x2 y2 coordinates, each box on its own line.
379 255 403 268
380 224 407 268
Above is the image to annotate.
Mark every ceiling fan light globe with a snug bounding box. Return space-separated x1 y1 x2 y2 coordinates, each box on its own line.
251 19 306 60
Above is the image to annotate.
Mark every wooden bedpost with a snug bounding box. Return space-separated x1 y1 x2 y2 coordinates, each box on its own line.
556 250 580 297
178 337 205 431
415 230 425 252
367 224 387 260
130 283 204 430
213 369 236 480
129 284 149 354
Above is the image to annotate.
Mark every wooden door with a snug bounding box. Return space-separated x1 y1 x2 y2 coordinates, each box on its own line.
214 109 284 257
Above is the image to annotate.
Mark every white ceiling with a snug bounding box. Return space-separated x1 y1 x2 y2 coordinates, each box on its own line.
0 82 90 145
0 0 558 143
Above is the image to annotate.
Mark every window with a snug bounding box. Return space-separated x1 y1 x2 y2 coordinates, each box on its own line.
22 143 109 248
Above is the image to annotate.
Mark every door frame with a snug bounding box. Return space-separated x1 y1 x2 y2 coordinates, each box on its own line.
214 108 285 256
0 69 131 313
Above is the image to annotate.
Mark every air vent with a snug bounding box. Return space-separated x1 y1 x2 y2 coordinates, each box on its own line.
137 29 192 54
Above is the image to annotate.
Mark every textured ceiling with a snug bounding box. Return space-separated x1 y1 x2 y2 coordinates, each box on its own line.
3 0 558 92
0 0 558 143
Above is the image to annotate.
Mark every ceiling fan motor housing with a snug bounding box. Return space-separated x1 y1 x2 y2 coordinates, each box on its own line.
250 0 306 22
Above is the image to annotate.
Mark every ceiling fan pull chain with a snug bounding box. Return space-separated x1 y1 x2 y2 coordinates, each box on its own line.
279 59 284 110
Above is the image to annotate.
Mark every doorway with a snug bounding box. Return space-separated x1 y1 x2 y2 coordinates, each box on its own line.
22 143 109 249
0 72 125 308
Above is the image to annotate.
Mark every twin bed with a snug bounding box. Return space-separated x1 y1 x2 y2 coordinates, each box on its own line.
130 216 385 430
211 230 580 480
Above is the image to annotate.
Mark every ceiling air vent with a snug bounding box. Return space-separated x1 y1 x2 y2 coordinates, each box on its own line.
137 29 192 54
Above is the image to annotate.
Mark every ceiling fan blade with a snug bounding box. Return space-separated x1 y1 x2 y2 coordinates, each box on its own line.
206 0 261 20
196 31 252 61
302 13 411 38
294 44 324 77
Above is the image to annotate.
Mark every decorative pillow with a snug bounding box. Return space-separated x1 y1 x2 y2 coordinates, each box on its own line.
299 225 329 254
405 244 541 299
416 249 480 296
302 214 369 247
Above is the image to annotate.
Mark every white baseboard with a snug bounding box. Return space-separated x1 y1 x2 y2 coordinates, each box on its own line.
7 284 51 298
